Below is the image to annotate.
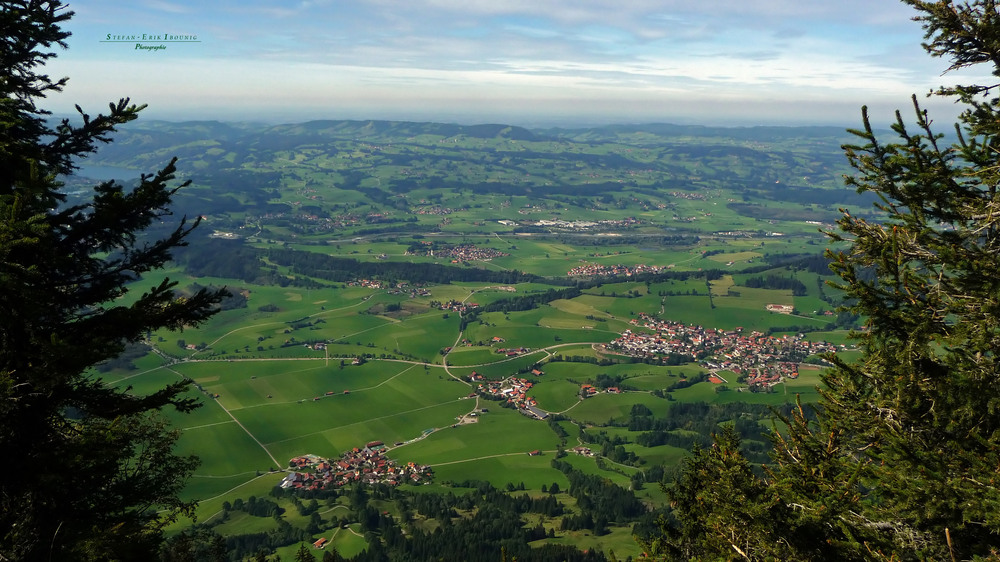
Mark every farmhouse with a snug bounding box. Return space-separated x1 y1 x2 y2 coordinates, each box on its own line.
477 376 543 417
523 404 549 420
495 346 530 357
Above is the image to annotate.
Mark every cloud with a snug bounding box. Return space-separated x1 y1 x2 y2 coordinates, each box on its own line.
52 0 965 127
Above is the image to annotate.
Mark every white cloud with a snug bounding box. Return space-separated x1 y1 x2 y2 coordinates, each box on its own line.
48 0 978 126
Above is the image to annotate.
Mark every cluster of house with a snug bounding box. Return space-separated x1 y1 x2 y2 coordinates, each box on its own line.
347 279 384 289
386 285 432 298
405 243 509 261
280 444 433 491
488 286 517 292
437 299 480 314
668 191 707 201
363 212 392 224
736 361 802 389
324 212 366 228
495 346 531 357
579 384 621 398
343 279 433 298
412 205 457 215
254 209 404 232
610 313 844 388
566 263 669 277
473 376 548 419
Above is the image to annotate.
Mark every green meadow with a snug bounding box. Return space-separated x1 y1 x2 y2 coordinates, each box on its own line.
111 244 847 535
77 118 881 559
394 408 560 466
126 255 845 519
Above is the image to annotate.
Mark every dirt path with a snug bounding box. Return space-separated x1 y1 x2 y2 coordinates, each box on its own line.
165 365 282 469
428 450 558 467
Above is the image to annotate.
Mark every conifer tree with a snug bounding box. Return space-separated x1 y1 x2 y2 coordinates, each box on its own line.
1 1 223 559
643 426 799 560
295 542 316 562
647 1 1000 559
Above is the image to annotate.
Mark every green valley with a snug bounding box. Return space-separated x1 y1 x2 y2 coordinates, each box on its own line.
88 120 862 561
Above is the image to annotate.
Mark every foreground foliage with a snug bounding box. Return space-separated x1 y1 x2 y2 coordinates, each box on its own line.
0 2 222 559
646 1 1000 559
162 479 615 562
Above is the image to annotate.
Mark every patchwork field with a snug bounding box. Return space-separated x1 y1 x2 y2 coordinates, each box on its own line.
74 119 883 559
126 250 847 559
132 259 843 505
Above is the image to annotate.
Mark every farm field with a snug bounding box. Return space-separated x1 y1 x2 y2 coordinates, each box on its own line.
125 245 847 558
82 120 870 559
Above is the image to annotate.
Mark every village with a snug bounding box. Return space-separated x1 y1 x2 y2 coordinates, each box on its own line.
405 242 510 261
470 373 549 420
566 262 670 277
435 299 481 314
280 444 434 492
609 312 845 389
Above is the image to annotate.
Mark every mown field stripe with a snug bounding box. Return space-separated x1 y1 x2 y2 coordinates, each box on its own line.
166 366 282 469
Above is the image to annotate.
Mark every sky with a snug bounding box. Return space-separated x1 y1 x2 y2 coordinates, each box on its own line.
42 0 989 128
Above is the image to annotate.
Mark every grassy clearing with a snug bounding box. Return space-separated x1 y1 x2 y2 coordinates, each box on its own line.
170 472 286 528
178 420 278 475
539 524 645 560
529 379 585 413
394 408 560 466
565 393 671 425
445 347 502 367
705 251 762 263
428 454 568 490
234 372 466 445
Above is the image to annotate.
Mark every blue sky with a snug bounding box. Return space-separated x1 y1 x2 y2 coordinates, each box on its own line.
43 0 984 127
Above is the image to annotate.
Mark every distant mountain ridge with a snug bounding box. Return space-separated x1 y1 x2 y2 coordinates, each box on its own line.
86 117 856 171
262 120 544 141
74 116 867 228
97 118 853 146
